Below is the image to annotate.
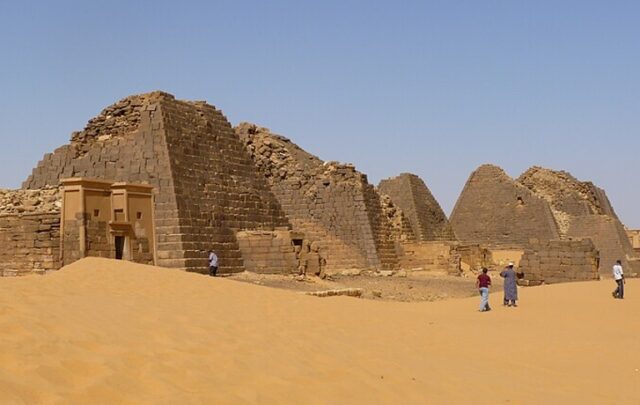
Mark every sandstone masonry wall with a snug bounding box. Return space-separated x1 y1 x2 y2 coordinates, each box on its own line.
236 230 301 274
158 98 290 273
518 239 599 285
518 167 640 276
518 166 620 235
378 173 455 241
627 229 640 252
457 244 492 272
0 188 61 276
396 242 461 274
0 213 60 276
62 216 82 265
85 215 111 258
236 123 398 272
379 193 416 242
567 215 640 276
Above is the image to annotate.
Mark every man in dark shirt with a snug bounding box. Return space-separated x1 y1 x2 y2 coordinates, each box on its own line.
476 267 492 312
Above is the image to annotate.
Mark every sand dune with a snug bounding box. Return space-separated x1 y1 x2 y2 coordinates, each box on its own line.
1 258 639 404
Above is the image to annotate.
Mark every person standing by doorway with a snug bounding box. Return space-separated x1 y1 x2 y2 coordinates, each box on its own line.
208 250 218 277
612 260 625 299
476 267 492 312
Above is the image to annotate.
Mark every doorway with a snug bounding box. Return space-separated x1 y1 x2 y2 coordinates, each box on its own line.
115 236 125 260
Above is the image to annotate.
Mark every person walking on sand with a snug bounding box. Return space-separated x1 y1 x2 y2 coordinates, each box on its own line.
612 260 625 299
476 267 492 312
208 249 218 277
500 262 519 307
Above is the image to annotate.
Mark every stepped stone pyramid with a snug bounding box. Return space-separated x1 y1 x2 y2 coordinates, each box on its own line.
450 164 560 247
235 123 398 271
518 167 640 276
378 173 456 241
24 92 290 273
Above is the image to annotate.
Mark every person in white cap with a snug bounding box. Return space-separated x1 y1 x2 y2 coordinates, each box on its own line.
500 262 519 307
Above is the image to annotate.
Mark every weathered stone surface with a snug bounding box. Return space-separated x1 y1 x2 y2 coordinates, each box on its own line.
0 188 62 276
236 230 301 274
379 193 416 242
8 92 634 284
378 173 455 241
0 213 60 276
518 167 640 277
23 92 290 274
450 164 560 247
627 228 640 252
305 288 363 298
457 244 492 273
236 123 398 272
517 166 618 234
0 188 60 215
396 241 461 274
518 238 599 285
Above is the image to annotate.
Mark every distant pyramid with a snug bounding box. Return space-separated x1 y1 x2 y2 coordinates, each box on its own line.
378 173 455 241
450 164 559 247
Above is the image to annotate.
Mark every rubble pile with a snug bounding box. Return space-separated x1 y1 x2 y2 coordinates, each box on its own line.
0 187 60 215
237 123 368 190
379 193 415 242
70 92 168 155
518 166 610 235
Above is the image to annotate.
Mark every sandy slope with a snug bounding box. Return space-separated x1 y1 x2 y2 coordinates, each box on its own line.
0 258 638 404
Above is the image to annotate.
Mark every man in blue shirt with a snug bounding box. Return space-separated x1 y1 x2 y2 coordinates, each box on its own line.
208 250 218 277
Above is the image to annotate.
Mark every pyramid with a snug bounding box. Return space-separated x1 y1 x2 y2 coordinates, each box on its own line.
235 123 398 271
24 92 290 273
378 173 455 241
450 164 560 247
518 166 640 276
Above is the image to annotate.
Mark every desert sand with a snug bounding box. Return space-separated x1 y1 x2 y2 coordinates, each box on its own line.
1 258 639 404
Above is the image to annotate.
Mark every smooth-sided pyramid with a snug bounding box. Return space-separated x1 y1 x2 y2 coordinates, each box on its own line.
450 164 560 247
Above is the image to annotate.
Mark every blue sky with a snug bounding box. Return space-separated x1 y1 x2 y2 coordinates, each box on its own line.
1 1 638 225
